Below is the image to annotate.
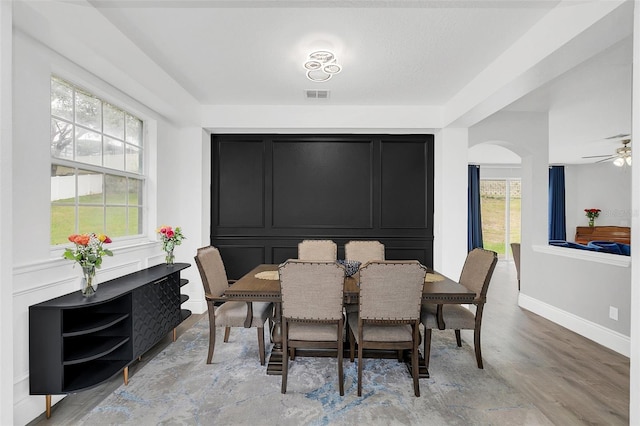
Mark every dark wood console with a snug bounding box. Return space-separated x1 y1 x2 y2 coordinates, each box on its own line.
575 226 630 245
29 263 191 418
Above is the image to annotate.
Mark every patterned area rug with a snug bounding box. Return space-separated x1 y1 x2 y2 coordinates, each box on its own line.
79 318 552 425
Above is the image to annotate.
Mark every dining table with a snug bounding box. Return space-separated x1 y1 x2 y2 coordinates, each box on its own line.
223 263 476 378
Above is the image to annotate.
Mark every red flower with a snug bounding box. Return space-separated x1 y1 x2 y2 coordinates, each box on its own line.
584 208 601 219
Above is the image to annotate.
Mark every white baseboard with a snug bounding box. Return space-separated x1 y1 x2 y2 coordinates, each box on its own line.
518 293 630 357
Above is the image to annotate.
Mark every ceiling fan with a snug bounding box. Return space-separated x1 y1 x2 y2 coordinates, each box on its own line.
582 134 632 167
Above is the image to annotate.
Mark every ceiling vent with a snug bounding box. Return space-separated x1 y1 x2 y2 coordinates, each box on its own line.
305 90 330 100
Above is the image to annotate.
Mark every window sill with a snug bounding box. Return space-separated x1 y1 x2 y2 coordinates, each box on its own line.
16 239 159 274
533 244 631 267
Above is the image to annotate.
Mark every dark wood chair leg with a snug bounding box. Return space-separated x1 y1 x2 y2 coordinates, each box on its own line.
223 326 231 343
474 326 483 369
474 305 485 369
338 321 344 396
207 308 216 364
423 328 432 369
455 329 462 347
357 326 364 397
349 326 356 362
412 324 420 397
257 327 265 366
281 321 288 394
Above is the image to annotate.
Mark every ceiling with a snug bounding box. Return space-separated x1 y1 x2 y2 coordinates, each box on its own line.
48 1 634 163
93 0 560 106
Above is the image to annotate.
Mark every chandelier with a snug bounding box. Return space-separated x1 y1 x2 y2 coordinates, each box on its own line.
304 51 342 82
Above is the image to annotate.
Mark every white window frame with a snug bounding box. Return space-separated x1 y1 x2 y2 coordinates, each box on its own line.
50 75 146 246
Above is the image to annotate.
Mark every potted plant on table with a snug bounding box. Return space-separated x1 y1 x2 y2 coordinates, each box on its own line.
584 208 601 227
63 233 113 297
157 225 185 265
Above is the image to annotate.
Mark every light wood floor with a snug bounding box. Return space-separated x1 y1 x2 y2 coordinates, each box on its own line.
28 260 629 425
476 261 629 425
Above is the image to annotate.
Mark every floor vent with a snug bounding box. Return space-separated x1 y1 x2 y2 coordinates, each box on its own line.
305 90 330 99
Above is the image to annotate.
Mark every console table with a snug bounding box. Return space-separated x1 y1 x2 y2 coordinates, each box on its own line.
29 263 191 418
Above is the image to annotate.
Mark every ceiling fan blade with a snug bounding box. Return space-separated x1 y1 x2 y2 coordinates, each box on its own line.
595 156 616 164
605 133 631 140
582 154 613 159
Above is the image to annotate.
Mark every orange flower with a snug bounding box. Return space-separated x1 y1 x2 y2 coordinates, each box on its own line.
70 234 90 246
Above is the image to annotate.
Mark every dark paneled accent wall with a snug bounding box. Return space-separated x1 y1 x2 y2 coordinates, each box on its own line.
211 134 434 280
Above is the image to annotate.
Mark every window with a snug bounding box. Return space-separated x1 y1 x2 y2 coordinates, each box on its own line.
480 179 521 259
50 76 144 245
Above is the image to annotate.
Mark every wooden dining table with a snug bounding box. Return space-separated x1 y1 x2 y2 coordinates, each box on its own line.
223 264 476 378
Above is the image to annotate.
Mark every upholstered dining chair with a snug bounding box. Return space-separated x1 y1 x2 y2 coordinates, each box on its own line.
298 239 337 261
279 260 346 395
421 248 498 370
510 242 521 291
194 246 273 365
344 240 385 264
348 261 427 397
343 240 386 317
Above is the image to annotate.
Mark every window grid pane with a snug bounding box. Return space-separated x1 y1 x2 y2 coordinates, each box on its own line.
51 76 145 245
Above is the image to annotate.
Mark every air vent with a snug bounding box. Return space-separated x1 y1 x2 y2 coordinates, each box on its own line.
305 90 330 100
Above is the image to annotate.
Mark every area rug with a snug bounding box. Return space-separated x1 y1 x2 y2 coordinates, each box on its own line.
78 318 552 425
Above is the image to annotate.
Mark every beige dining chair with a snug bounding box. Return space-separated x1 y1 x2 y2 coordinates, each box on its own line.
348 260 427 397
194 246 273 365
298 239 337 261
510 242 521 291
279 260 346 395
344 240 385 264
343 240 386 317
421 248 498 369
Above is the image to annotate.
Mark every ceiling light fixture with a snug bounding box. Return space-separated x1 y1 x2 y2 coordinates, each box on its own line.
613 139 632 167
304 50 342 82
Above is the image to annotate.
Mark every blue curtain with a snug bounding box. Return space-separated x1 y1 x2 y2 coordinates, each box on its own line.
549 166 566 241
468 165 483 252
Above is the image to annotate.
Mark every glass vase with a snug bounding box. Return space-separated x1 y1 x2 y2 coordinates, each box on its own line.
165 249 175 266
81 265 98 297
588 217 595 227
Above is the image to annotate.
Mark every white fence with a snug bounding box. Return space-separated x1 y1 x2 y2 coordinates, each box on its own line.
51 174 103 201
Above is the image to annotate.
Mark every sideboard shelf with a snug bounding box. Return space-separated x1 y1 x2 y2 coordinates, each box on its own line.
29 262 191 418
63 336 131 365
62 313 130 337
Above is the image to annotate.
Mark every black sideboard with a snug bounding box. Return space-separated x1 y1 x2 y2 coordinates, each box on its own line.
29 263 191 418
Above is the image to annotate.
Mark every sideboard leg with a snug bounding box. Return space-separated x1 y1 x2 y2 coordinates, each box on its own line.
45 394 51 418
123 366 129 385
172 328 177 342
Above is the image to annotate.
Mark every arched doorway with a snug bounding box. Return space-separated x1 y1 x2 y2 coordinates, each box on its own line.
469 143 522 260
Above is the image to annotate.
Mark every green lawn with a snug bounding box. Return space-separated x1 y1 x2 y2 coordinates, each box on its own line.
480 195 521 256
51 193 139 245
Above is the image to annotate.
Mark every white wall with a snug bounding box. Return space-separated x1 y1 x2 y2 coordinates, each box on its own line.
469 113 632 357
628 3 640 421
434 128 469 278
11 28 208 426
565 163 632 237
0 1 14 424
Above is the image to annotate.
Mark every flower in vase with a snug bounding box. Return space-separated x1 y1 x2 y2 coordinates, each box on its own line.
584 208 601 227
584 208 601 220
63 233 113 269
157 225 185 263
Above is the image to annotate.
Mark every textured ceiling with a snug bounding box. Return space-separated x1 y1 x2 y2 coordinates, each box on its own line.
82 0 633 164
94 1 559 105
